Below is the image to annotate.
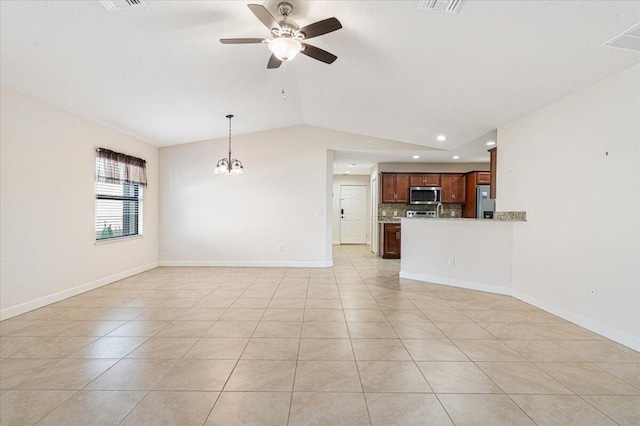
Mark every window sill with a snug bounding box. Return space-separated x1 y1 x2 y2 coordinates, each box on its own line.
95 235 143 246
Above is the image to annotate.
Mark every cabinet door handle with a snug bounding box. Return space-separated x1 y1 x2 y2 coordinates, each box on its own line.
396 231 399 239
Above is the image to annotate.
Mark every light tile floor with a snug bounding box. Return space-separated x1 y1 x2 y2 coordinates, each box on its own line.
1 245 639 425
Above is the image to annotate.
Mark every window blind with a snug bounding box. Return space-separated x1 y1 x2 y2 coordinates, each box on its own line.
95 149 146 241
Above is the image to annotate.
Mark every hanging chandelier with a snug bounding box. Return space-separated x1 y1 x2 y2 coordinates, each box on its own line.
214 114 244 175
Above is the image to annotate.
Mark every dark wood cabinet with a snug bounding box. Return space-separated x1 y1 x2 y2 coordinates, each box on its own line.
477 172 491 185
381 174 396 203
489 148 497 199
382 223 401 259
409 174 440 187
381 173 410 203
395 174 409 203
441 174 466 204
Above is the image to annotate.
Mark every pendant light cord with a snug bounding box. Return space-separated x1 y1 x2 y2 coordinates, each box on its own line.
226 114 233 163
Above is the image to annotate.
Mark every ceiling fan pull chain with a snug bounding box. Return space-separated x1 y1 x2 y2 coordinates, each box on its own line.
282 61 287 101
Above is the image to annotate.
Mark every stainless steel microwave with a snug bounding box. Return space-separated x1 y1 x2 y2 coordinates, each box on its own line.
409 187 441 205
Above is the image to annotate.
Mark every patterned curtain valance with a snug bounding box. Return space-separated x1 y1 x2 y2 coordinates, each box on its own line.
95 148 147 185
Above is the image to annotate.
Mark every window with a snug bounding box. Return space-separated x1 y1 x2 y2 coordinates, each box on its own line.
95 148 147 241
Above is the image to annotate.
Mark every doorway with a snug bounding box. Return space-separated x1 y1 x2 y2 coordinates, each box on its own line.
340 185 367 244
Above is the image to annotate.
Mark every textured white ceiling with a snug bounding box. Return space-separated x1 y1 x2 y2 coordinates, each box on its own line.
1 1 639 147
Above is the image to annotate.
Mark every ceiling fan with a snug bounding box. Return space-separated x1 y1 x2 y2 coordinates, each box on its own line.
220 2 342 69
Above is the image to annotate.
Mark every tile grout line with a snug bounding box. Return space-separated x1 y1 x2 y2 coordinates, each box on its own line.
201 268 278 425
345 251 377 426
114 271 242 426
284 268 310 426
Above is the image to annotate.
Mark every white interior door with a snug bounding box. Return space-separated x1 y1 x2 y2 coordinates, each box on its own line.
340 185 367 244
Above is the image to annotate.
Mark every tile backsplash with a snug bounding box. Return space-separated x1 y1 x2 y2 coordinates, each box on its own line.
378 203 462 220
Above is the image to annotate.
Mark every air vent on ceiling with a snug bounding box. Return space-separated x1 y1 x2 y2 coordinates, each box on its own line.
417 0 465 14
603 22 640 53
98 0 146 11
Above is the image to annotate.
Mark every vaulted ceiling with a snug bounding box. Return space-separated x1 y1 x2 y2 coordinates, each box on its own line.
1 1 638 148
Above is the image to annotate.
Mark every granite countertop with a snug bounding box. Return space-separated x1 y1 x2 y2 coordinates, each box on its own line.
379 211 526 223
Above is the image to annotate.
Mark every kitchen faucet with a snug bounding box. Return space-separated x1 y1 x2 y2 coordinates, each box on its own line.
436 203 444 218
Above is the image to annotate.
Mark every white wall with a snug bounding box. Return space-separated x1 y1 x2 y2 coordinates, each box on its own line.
332 175 370 244
400 219 513 295
0 87 159 319
159 126 415 267
498 64 640 349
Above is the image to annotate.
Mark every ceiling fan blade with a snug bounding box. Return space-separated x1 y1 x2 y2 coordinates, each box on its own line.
301 43 337 64
248 4 281 32
220 38 266 44
267 54 283 69
299 17 342 40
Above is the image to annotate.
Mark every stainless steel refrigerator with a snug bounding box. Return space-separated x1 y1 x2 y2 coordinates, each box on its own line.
476 185 495 219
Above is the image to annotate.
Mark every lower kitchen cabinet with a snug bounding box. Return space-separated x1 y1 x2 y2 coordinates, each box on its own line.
382 223 401 259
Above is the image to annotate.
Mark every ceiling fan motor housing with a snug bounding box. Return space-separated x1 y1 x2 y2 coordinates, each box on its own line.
277 2 293 17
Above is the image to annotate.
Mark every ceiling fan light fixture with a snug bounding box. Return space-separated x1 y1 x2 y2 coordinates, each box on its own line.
268 37 302 61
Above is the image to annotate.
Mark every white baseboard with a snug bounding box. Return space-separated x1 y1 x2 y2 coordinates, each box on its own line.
399 271 512 296
0 262 159 321
399 270 639 351
512 290 640 352
159 260 333 268
332 241 341 245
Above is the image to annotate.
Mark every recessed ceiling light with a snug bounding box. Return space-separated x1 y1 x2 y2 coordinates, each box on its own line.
452 155 460 160
412 155 420 159
437 135 447 142
486 141 496 146
349 163 356 167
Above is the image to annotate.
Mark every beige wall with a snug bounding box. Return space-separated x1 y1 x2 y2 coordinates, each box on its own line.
158 126 415 267
400 219 514 295
332 175 370 244
0 87 159 318
498 64 640 349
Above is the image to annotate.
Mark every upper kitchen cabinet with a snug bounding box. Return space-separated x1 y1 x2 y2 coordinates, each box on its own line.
381 173 410 203
410 174 440 187
477 171 491 185
441 174 466 204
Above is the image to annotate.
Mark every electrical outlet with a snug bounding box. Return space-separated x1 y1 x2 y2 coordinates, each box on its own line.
590 286 597 299
162 245 168 252
448 257 455 266
393 211 398 217
450 211 455 217
278 245 284 252
315 210 323 217
382 211 386 216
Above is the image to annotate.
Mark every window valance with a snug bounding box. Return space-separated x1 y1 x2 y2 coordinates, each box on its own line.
95 148 147 185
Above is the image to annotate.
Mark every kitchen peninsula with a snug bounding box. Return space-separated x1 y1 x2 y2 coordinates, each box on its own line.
400 215 525 295
377 169 495 259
